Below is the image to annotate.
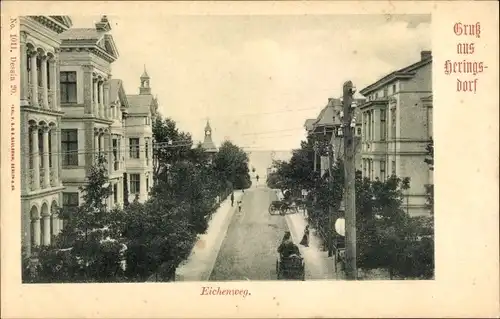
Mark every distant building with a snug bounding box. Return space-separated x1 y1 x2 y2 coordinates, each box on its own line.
359 50 432 217
125 67 157 203
20 15 72 254
108 79 129 208
58 15 120 213
305 97 364 177
201 120 218 155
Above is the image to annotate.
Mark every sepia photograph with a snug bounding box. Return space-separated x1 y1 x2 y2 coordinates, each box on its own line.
1 2 498 318
19 13 434 283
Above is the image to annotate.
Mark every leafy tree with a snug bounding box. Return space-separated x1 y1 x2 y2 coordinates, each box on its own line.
213 141 252 189
27 155 125 283
152 116 193 183
355 174 434 279
424 137 434 216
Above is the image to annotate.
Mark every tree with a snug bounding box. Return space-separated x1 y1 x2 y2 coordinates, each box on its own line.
152 115 193 184
424 137 434 216
213 141 252 189
355 174 434 279
28 155 125 283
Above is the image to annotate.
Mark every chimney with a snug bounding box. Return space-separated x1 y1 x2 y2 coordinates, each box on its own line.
421 50 432 60
95 16 111 32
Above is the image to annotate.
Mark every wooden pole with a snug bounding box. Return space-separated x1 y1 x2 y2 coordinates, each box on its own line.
343 81 357 280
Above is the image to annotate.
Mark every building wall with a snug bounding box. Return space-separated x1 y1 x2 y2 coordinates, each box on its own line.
19 16 70 254
360 61 432 217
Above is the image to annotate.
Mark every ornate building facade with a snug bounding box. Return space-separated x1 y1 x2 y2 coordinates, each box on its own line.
20 16 73 255
125 67 157 203
57 16 120 211
359 51 433 217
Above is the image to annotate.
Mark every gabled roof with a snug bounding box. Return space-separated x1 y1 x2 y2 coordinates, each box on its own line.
360 53 432 95
304 119 315 131
59 16 119 60
50 16 73 28
126 94 156 115
109 79 129 108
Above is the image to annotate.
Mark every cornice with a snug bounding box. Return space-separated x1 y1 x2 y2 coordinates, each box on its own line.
60 45 117 63
30 16 69 34
21 105 64 116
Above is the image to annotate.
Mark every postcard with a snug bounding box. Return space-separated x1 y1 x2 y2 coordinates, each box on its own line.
1 1 498 318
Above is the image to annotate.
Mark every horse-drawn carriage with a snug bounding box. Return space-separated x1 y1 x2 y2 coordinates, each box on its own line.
268 200 299 215
276 253 305 280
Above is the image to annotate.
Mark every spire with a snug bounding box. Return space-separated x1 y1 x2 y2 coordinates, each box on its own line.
141 64 149 79
139 65 151 95
202 119 217 153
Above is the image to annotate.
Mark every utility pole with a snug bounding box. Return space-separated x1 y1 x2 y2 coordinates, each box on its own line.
342 80 357 280
327 143 334 258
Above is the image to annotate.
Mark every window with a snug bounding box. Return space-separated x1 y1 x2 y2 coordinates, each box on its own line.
63 192 79 226
36 58 42 86
60 71 77 103
63 192 79 208
38 131 43 167
145 139 149 160
380 161 386 181
130 174 140 194
392 84 396 94
391 108 397 139
112 138 118 170
380 109 386 141
48 133 52 167
61 129 78 166
146 177 149 191
356 127 362 136
383 87 388 97
392 160 396 176
29 127 34 169
129 138 140 159
113 183 118 204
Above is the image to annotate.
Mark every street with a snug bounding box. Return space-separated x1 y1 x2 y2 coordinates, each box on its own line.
209 187 287 281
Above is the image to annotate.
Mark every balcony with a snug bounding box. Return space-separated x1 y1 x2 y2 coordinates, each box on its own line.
50 169 56 187
37 86 44 107
39 168 46 189
48 89 55 110
29 169 36 191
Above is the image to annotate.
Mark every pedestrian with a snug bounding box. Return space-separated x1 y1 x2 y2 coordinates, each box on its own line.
230 192 234 207
300 225 309 247
238 200 242 212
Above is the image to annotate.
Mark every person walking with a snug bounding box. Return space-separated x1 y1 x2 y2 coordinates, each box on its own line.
230 192 234 207
238 200 242 213
300 225 310 247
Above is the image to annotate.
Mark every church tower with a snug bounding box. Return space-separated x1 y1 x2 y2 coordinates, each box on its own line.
139 65 151 95
201 119 218 154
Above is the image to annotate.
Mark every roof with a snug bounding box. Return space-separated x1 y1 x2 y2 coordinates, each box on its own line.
109 79 122 101
202 135 217 152
205 121 212 132
126 94 154 114
59 28 104 41
141 65 149 79
360 53 432 95
304 119 315 131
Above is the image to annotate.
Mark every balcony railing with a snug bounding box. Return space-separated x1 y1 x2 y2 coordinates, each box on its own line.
29 169 36 191
49 169 56 187
39 168 46 189
48 89 55 110
37 86 44 107
27 84 33 105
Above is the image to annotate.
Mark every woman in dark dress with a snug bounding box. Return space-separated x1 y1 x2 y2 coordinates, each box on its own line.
300 225 310 247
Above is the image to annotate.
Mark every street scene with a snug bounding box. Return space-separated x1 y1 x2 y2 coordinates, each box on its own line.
20 14 434 283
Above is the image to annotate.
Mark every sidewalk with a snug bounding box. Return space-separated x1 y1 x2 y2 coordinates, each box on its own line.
285 211 343 280
174 191 244 281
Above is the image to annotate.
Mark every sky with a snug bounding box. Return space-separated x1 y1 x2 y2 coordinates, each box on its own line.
70 14 431 175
